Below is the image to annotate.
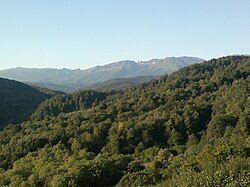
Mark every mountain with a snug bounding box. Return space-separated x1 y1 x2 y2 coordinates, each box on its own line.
0 56 249 186
0 57 204 92
85 76 158 92
0 78 61 128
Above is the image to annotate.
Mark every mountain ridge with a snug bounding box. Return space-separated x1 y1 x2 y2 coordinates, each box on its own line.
0 56 204 92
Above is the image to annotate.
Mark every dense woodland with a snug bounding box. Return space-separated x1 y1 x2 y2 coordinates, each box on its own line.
0 78 60 128
30 90 112 121
0 56 249 186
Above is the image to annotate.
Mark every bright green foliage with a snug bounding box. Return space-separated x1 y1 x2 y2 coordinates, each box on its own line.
0 56 249 186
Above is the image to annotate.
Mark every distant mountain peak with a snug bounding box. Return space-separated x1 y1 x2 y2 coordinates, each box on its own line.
0 56 204 92
137 59 159 65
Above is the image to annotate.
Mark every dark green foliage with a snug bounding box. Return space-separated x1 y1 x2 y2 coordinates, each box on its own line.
0 56 249 186
0 78 59 128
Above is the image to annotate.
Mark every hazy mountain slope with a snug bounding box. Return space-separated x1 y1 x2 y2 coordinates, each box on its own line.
0 78 61 127
85 76 157 92
131 57 204 76
27 82 85 93
0 57 204 92
32 76 155 93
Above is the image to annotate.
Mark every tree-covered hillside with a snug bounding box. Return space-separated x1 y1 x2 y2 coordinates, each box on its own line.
30 90 112 121
0 56 249 186
0 78 60 128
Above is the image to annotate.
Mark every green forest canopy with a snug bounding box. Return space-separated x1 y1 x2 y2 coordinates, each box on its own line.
0 56 249 186
0 78 61 128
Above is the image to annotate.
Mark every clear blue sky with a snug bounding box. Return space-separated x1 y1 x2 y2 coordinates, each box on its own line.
0 0 249 70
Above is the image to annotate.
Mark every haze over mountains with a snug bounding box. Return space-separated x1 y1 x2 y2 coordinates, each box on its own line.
0 56 204 92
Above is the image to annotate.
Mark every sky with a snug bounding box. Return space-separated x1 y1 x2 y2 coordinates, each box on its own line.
0 0 249 70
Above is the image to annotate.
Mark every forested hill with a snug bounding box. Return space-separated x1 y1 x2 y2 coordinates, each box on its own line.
0 56 249 186
0 78 61 127
30 90 112 121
